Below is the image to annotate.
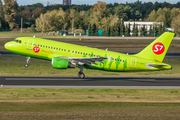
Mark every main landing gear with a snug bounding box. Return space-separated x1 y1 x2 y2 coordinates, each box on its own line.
25 57 30 68
78 65 85 79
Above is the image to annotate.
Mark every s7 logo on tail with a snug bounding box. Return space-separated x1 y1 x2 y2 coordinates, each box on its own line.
152 42 165 55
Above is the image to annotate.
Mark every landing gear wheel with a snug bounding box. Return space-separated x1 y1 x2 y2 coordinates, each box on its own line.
25 63 29 68
25 57 30 68
78 72 85 79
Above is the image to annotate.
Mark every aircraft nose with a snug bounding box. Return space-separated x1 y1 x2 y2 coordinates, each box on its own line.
4 42 11 50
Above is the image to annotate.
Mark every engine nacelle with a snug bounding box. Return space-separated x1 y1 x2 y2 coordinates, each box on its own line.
51 57 76 69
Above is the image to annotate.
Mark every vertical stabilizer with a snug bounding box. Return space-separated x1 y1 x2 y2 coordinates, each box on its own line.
135 32 175 62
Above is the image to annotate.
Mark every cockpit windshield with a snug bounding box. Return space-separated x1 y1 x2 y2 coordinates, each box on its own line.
13 39 22 43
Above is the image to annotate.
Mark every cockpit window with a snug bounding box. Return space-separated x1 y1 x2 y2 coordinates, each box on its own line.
13 39 21 43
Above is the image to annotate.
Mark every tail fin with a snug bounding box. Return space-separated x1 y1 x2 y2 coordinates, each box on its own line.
135 32 175 62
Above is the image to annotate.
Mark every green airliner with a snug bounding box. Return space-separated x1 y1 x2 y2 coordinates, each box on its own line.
4 32 174 78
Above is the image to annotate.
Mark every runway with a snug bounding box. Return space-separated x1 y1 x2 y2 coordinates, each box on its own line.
0 76 180 89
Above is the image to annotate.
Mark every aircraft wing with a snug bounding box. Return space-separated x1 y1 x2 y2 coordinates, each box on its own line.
58 56 110 66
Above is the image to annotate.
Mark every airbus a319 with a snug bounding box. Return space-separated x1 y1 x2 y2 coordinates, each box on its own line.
4 32 174 78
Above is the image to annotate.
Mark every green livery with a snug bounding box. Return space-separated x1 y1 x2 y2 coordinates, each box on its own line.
4 32 175 78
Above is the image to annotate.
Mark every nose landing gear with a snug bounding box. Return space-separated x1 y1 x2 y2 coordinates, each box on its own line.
25 57 30 68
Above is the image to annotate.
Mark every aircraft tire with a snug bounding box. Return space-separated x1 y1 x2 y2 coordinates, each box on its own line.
25 63 29 68
78 72 85 79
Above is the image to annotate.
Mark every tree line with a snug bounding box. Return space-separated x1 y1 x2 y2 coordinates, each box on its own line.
1 0 180 35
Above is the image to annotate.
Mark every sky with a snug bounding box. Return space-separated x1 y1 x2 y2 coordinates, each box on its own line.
17 0 179 6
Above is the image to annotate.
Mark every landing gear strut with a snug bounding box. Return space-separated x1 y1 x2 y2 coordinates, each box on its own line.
25 57 30 68
78 65 85 79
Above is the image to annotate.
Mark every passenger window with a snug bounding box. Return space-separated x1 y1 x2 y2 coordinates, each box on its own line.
54 47 55 49
78 52 80 54
81 52 82 54
83 53 85 55
51 47 53 49
43 45 45 47
64 49 66 51
48 46 50 48
62 49 63 51
68 50 70 52
56 48 58 50
46 46 47 48
75 51 77 53
40 45 42 47
19 40 21 43
38 44 39 46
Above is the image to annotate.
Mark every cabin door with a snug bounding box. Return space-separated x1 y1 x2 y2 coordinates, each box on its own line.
130 57 137 69
27 39 34 50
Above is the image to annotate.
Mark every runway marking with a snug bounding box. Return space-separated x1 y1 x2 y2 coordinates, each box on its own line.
2 85 180 89
127 79 156 81
5 78 81 81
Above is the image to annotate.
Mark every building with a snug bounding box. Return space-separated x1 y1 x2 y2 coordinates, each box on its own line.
124 21 163 32
63 0 71 5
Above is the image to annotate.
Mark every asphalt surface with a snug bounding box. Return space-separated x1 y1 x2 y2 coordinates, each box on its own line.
0 76 180 89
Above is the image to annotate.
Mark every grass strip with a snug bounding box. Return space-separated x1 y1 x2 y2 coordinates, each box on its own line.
1 89 180 119
0 89 180 102
0 102 180 120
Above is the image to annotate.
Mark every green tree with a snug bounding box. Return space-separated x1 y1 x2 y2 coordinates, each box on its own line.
95 23 98 36
0 0 4 28
91 23 97 36
147 10 157 21
35 8 67 32
88 23 92 36
171 14 180 36
157 23 164 36
4 0 19 29
152 24 158 37
148 25 154 37
140 25 146 36
120 21 124 36
133 24 138 36
114 22 119 36
110 26 114 36
31 24 36 32
132 23 136 36
124 24 129 36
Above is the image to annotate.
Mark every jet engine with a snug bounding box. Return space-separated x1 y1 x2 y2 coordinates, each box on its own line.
51 57 76 69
